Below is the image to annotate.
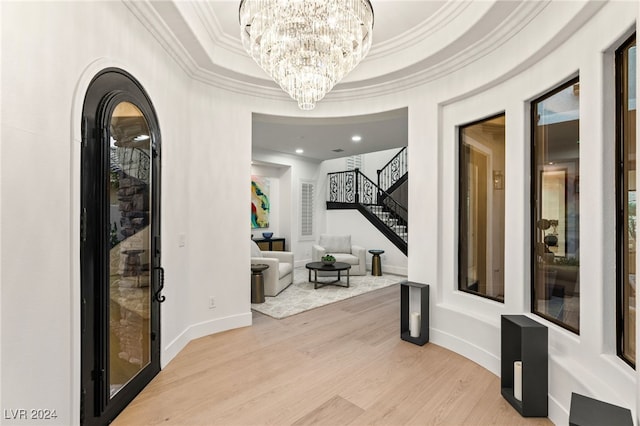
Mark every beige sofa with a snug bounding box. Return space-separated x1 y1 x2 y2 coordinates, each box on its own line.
251 240 294 296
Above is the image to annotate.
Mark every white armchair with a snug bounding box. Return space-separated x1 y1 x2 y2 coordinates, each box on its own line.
312 234 367 276
251 240 294 296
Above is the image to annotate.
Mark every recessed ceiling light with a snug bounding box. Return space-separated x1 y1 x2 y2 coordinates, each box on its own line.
134 134 150 141
296 148 304 154
351 135 362 142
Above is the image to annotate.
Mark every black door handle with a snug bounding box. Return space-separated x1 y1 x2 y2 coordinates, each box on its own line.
154 266 166 303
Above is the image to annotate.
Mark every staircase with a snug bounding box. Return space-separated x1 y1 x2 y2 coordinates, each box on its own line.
378 147 407 196
366 204 408 242
326 148 408 254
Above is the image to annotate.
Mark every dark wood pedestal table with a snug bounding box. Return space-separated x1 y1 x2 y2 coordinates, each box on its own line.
250 264 269 303
305 262 351 289
369 249 384 276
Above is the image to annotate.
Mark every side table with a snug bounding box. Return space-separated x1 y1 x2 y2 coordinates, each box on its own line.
369 249 384 276
250 264 269 303
253 237 285 251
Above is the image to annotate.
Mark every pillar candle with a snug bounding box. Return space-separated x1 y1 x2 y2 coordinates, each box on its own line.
410 312 421 338
514 361 522 401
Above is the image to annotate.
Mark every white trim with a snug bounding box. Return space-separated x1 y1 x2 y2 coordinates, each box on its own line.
121 0 604 106
69 57 158 426
548 394 568 426
0 0 3 411
429 324 501 376
162 313 252 368
368 263 408 277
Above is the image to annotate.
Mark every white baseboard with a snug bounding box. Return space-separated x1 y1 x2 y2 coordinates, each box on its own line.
377 264 407 276
548 393 569 426
430 326 588 426
161 312 252 368
429 327 501 376
432 326 570 424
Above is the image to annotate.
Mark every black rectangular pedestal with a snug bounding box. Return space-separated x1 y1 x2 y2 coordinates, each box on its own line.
569 393 632 426
400 281 429 346
501 315 547 417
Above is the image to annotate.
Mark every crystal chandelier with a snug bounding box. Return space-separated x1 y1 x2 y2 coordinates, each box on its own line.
239 0 374 110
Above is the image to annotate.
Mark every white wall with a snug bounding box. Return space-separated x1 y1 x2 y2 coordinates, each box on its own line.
416 3 638 425
1 1 639 426
1 2 251 424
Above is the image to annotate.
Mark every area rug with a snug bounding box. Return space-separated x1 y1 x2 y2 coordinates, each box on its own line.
251 267 406 319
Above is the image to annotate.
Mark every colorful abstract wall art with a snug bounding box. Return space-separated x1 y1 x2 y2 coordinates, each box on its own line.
251 175 270 228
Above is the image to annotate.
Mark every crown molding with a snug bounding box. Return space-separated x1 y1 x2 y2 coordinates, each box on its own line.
123 0 199 79
194 1 244 58
329 1 551 95
366 1 473 61
322 1 604 106
123 0 604 109
123 0 283 101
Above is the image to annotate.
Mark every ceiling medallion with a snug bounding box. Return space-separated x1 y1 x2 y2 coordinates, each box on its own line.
239 0 374 110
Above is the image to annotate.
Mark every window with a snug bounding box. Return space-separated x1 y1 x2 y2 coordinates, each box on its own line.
617 34 636 367
346 154 363 171
459 114 506 302
531 78 580 333
300 180 315 238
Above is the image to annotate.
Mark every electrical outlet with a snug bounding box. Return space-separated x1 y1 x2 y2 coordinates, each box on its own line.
178 233 186 247
208 296 216 309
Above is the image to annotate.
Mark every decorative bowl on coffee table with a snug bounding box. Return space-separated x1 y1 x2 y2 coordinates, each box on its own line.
321 254 336 265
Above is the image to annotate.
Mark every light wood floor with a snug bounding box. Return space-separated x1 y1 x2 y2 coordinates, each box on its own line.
113 284 552 426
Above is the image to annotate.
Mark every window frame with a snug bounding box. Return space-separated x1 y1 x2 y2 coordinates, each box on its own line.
458 112 506 303
530 76 581 334
615 33 636 369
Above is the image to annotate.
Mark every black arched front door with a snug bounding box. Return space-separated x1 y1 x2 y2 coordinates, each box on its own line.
81 68 163 425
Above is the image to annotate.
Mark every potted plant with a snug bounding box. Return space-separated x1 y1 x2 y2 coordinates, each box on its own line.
321 254 336 265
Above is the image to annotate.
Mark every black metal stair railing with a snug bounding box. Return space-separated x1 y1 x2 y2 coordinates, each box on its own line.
377 146 407 193
327 169 408 254
328 169 376 204
110 146 151 181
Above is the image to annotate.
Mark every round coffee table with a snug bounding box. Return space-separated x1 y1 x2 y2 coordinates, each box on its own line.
305 261 351 289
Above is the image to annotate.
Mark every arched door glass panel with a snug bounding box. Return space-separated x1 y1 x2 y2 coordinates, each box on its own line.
81 68 162 426
108 101 152 398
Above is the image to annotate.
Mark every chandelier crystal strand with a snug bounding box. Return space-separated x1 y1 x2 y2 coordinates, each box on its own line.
239 0 374 110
